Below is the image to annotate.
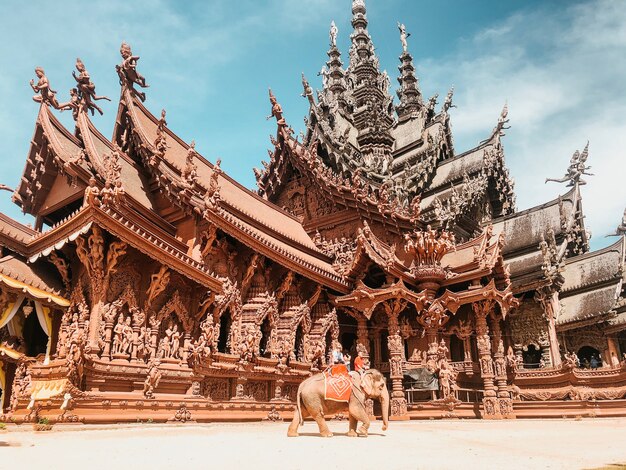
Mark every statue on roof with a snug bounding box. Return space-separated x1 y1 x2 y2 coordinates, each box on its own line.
442 87 455 113
266 89 286 127
545 143 593 186
30 67 60 109
301 73 315 106
318 65 330 89
116 42 149 102
57 88 80 120
329 21 338 47
607 208 626 237
72 58 111 116
398 22 411 53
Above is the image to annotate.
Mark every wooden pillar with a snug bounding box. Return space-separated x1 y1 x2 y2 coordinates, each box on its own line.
473 301 500 419
387 313 408 420
490 314 514 418
356 317 374 416
535 288 562 367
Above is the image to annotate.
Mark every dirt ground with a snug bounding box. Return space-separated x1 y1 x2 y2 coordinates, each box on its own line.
2 418 626 469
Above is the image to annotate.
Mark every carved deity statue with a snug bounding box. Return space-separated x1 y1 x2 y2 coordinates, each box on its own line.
546 144 592 186
116 41 149 101
329 20 338 47
266 89 286 127
30 67 60 108
143 359 162 398
397 22 411 53
72 57 111 116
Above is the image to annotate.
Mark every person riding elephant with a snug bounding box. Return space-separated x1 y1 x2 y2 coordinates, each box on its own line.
287 368 389 437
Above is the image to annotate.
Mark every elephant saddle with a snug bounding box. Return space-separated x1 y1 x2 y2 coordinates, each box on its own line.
323 365 352 402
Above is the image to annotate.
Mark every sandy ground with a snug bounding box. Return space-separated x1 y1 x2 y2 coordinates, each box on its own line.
2 418 626 470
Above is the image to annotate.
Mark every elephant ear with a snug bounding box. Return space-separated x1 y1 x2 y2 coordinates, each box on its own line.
361 372 374 396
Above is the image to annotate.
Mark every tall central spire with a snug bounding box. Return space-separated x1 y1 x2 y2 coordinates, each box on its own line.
347 0 395 175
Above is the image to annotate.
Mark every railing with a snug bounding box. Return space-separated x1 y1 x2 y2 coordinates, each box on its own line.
405 387 483 404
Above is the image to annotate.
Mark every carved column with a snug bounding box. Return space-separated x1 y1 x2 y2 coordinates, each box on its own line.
356 317 373 416
535 288 562 367
386 313 408 419
473 301 500 419
490 314 514 418
102 318 115 359
372 330 381 369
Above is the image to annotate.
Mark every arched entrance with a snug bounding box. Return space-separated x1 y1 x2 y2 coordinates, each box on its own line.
22 310 48 358
217 312 232 353
577 346 601 368
522 344 542 368
259 316 272 357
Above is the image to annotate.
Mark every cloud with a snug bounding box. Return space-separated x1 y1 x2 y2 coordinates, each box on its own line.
418 0 626 249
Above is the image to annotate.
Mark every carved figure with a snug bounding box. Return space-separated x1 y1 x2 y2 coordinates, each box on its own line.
267 89 286 127
30 67 60 108
545 143 593 186
287 369 389 437
397 22 411 53
116 41 149 101
143 359 162 398
72 57 111 116
329 20 338 47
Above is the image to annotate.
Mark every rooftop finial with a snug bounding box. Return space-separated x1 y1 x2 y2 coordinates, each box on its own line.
398 22 411 53
330 20 338 47
352 0 365 12
116 41 149 102
545 142 593 186
608 208 626 237
30 67 60 109
266 89 286 127
72 57 111 116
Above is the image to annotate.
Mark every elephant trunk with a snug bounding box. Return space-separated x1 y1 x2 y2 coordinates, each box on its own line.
380 385 389 431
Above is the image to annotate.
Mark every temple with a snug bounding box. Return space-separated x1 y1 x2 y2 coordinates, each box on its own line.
1 2 625 424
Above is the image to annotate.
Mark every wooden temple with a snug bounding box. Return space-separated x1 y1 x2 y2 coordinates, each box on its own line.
1 1 625 423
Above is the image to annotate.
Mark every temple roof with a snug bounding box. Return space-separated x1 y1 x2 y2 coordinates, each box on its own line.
0 254 68 307
556 236 625 329
115 91 348 291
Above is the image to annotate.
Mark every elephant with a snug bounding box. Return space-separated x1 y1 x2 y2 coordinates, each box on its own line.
287 368 389 437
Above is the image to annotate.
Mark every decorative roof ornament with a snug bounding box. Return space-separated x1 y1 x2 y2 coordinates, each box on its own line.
404 226 455 290
116 42 149 102
266 89 286 128
545 142 593 186
151 109 167 165
30 67 60 109
607 208 626 237
329 20 338 47
442 86 455 114
539 229 564 284
398 22 411 53
72 58 111 116
182 140 198 188
301 73 315 107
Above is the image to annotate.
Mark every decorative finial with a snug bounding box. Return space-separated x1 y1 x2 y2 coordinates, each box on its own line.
116 41 149 102
398 22 411 53
607 208 626 237
72 57 111 116
301 73 315 106
545 142 593 186
30 67 60 109
330 20 338 47
266 88 286 127
442 86 455 113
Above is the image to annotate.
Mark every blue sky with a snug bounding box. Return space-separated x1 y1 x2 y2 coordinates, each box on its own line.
1 0 624 250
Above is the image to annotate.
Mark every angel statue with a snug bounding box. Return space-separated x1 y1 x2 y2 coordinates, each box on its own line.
545 143 593 186
398 22 411 53
116 42 149 101
30 67 60 109
329 21 338 47
72 58 111 116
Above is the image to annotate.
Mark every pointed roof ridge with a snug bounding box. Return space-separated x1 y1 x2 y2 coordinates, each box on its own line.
395 22 423 119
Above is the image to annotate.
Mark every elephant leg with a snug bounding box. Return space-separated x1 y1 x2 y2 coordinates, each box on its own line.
347 415 358 437
349 400 370 437
312 410 333 437
287 404 310 437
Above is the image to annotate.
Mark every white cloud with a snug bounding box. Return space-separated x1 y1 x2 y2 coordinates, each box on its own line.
418 0 626 249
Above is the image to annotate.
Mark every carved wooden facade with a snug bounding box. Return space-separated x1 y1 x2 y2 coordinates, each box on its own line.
0 0 625 423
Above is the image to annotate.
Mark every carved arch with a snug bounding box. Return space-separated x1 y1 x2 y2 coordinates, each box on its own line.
157 291 192 332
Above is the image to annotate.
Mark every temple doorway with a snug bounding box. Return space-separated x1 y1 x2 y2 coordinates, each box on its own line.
217 313 232 353
259 316 272 357
522 344 542 368
577 346 601 368
324 329 333 363
450 335 464 362
22 310 48 358
294 324 304 361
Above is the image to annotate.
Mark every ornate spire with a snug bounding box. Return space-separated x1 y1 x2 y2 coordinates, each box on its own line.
395 22 423 119
324 21 347 107
346 0 394 170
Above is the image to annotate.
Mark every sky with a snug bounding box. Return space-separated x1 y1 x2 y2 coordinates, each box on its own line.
0 0 624 250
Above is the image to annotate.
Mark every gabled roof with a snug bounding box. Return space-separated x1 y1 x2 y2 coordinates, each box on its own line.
556 236 625 329
114 91 348 292
0 254 68 307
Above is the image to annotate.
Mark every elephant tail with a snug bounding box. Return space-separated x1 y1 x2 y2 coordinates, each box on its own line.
296 383 304 426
